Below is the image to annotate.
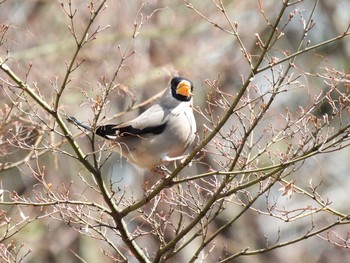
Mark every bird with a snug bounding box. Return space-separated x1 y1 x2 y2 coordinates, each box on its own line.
68 77 196 170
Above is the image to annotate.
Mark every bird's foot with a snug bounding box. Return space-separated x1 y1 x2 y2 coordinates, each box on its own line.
161 155 186 163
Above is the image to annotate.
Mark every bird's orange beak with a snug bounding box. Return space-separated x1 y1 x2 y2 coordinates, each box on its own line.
176 80 193 97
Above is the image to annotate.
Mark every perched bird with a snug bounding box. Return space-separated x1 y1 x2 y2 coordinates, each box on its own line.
68 77 196 170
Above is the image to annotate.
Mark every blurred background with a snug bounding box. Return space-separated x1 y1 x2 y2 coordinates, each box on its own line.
1 0 350 262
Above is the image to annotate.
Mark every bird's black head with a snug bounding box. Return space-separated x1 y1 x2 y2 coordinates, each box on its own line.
170 77 194 102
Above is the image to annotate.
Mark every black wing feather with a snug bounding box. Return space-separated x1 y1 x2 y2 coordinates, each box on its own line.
96 123 167 139
95 125 120 139
68 116 167 140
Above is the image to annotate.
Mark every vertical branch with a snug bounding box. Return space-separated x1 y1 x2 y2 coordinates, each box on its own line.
54 0 107 111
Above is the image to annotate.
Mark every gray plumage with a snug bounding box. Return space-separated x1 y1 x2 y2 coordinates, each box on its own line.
68 77 196 169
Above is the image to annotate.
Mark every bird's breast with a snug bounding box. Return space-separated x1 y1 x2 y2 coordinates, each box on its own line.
110 104 196 169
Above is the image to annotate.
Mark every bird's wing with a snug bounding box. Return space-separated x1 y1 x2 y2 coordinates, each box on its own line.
96 104 169 140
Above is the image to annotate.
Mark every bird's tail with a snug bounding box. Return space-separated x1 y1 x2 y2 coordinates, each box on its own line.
67 116 118 140
67 116 94 132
